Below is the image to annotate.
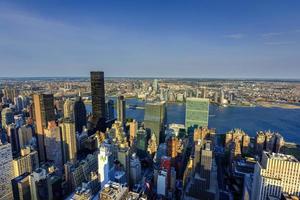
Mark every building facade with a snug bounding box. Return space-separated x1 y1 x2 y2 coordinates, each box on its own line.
33 94 55 162
0 142 13 200
185 98 209 134
144 102 166 146
251 152 300 200
90 71 106 125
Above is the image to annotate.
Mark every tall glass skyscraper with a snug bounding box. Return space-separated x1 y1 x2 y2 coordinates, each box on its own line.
90 71 106 129
117 95 126 126
105 99 114 121
74 96 87 133
144 102 166 146
185 98 209 133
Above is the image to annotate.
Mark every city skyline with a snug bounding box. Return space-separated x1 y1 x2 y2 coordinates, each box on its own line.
1 70 300 199
0 1 300 78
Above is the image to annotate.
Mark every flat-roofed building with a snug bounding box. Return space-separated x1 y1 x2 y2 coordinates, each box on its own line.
251 152 300 200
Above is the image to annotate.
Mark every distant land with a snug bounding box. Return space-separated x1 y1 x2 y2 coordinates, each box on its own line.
1 76 300 82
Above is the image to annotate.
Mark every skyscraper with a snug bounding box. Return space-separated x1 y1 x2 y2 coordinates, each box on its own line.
144 102 166 146
29 168 62 200
74 96 87 133
98 144 114 188
33 94 55 162
167 136 178 159
0 142 13 200
63 99 75 119
105 99 114 121
185 97 209 133
14 96 24 112
1 107 14 128
200 142 213 190
129 120 138 146
117 95 126 126
11 172 31 200
90 71 106 127
153 79 159 93
12 147 39 178
129 153 141 187
18 124 34 149
60 119 77 162
44 121 64 173
136 128 149 158
251 152 300 200
7 123 20 158
117 146 130 185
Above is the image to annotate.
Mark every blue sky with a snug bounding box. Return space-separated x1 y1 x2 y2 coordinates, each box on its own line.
0 0 300 78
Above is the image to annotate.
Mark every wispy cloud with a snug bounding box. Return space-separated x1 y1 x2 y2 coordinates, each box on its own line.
224 33 245 39
264 41 295 46
261 32 283 37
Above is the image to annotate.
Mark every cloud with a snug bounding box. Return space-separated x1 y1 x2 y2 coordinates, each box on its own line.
261 32 283 37
224 33 245 39
264 41 295 45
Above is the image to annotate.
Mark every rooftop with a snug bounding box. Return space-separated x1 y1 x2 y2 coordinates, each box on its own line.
266 152 299 162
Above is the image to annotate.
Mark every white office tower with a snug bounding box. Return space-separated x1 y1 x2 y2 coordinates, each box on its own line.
0 142 13 200
157 170 167 197
251 151 300 200
98 144 114 188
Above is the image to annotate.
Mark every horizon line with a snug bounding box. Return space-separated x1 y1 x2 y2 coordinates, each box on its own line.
0 76 300 81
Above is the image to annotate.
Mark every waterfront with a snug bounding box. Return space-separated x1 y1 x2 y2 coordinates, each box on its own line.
86 98 300 143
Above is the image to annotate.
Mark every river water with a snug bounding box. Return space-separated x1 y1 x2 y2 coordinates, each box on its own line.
86 98 300 143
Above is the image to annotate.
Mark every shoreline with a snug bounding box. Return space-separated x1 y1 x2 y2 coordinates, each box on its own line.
85 97 300 110
256 102 300 109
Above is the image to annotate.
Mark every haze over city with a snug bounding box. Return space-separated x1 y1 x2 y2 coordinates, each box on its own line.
0 0 300 78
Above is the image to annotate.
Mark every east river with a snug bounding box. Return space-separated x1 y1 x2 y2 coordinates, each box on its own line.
86 98 300 144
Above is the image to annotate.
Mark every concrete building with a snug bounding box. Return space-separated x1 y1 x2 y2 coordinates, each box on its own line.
13 147 39 178
100 181 128 200
130 153 141 186
29 168 62 200
157 170 168 197
117 95 126 126
11 172 31 200
251 152 300 200
7 123 20 158
129 120 138 146
44 121 64 173
74 96 87 133
117 146 130 184
168 123 185 138
1 107 14 128
64 99 75 120
64 153 98 192
60 119 77 162
33 93 55 162
18 124 34 148
98 144 114 188
167 136 178 159
0 142 13 200
255 131 285 156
